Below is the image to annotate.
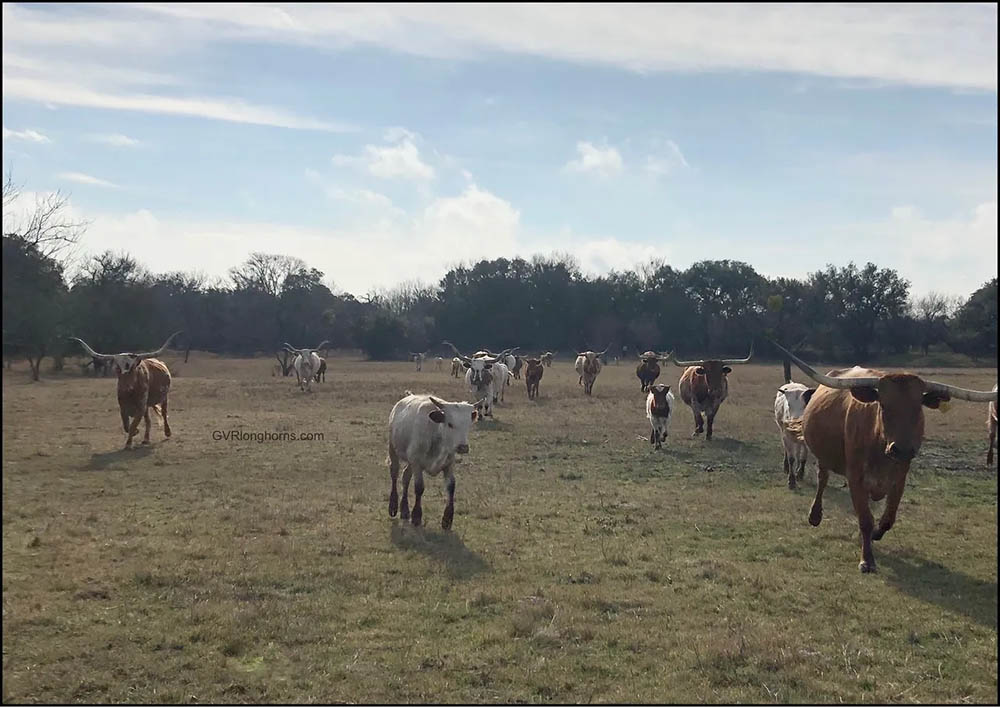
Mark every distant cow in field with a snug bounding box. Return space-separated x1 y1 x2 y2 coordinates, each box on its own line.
443 341 513 418
314 357 327 383
511 355 523 380
435 356 444 372
668 346 753 440
636 351 671 392
69 331 182 449
773 341 997 573
646 384 674 450
524 357 544 400
540 352 555 368
386 391 481 529
988 384 998 466
575 346 610 395
284 341 329 392
774 382 816 489
410 351 429 371
450 357 463 378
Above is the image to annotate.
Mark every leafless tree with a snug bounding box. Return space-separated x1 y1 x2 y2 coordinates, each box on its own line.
229 253 310 296
3 168 90 261
912 292 961 355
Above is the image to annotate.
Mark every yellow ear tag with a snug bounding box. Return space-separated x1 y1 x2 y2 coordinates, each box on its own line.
938 400 952 413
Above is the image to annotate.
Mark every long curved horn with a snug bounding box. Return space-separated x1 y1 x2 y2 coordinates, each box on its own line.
924 380 998 403
768 339 879 389
283 342 302 354
314 340 330 351
667 351 704 367
68 337 112 360
597 345 611 356
136 331 183 359
442 340 472 364
657 350 674 361
719 343 754 365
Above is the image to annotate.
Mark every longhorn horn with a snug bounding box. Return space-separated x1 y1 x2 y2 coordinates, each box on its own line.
282 342 302 354
313 340 330 351
768 339 879 390
667 351 703 367
68 337 113 360
719 343 754 365
442 340 472 364
924 380 999 403
135 331 183 360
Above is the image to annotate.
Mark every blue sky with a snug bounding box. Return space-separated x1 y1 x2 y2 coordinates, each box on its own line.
2 3 996 298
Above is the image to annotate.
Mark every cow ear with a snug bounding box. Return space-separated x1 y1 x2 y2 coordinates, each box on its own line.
695 367 706 376
922 391 949 409
803 388 816 406
428 410 446 424
850 387 879 404
470 409 478 421
722 366 732 375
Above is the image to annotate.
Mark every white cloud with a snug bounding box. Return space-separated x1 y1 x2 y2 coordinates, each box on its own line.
56 172 119 189
2 125 51 143
332 137 435 181
114 4 997 91
88 133 141 148
564 141 624 177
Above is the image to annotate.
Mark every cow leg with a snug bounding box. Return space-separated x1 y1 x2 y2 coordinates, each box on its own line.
655 429 662 450
796 454 806 481
650 428 655 445
142 409 152 444
989 428 996 465
692 410 704 436
160 398 171 438
705 411 716 440
388 444 400 517
783 451 794 489
411 469 425 527
872 471 908 541
441 467 456 530
125 414 142 449
848 478 877 573
400 465 412 520
809 465 829 526
121 409 130 434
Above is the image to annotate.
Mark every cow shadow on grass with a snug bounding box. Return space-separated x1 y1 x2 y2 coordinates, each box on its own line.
880 547 997 629
389 522 490 580
83 445 153 471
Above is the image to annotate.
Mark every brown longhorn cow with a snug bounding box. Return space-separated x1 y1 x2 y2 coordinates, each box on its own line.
636 350 672 392
773 341 997 573
524 357 544 400
575 346 610 395
668 345 753 440
69 331 182 449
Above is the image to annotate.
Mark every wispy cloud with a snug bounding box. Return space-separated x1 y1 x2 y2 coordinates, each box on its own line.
117 4 997 91
87 133 142 148
564 141 624 178
56 172 119 189
2 125 51 143
644 139 689 177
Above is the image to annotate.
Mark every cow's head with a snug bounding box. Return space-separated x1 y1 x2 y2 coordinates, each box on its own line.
426 395 481 455
578 346 610 368
443 341 510 390
649 384 673 415
670 346 753 395
772 340 998 463
70 331 183 378
777 382 816 419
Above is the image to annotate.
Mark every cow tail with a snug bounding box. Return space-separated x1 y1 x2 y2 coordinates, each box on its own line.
150 404 164 427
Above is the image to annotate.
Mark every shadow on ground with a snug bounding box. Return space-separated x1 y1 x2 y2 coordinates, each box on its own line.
881 546 998 630
389 522 490 580
83 445 153 471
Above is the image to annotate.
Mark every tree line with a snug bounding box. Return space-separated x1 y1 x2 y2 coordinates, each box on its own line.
3 177 996 380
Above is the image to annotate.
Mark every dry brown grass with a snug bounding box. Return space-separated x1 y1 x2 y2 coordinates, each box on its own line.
2 354 997 703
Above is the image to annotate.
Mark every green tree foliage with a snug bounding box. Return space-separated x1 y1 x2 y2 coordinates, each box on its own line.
950 278 998 358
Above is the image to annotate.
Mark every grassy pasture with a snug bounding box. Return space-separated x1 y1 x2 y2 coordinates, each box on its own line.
2 354 997 704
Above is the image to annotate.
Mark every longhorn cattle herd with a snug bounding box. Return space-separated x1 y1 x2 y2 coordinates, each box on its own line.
66 332 996 574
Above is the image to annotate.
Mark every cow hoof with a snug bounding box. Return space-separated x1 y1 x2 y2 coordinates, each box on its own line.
411 510 422 527
859 561 876 574
788 479 797 490
164 429 172 438
872 527 887 542
441 507 454 530
808 507 822 526
389 491 399 518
